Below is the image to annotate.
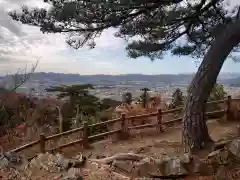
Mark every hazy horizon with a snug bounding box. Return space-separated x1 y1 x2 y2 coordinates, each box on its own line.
1 71 240 76
1 71 240 77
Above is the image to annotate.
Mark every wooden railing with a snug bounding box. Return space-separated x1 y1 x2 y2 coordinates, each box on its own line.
8 96 237 158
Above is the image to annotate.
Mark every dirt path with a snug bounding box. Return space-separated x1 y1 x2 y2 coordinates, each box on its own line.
59 119 239 159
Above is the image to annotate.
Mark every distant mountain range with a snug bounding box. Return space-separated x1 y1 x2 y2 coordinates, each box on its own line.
30 72 195 84
2 72 240 93
223 76 240 87
26 72 240 85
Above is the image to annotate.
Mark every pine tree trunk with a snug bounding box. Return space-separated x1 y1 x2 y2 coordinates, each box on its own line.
182 20 240 152
56 106 63 133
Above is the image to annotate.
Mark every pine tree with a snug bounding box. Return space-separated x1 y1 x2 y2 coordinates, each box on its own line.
169 88 185 109
209 83 227 101
122 92 133 105
45 84 99 126
140 88 150 108
10 0 240 151
45 84 94 103
99 98 121 111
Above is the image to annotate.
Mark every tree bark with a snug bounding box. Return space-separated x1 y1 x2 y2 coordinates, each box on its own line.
182 20 240 152
75 104 81 127
56 105 63 133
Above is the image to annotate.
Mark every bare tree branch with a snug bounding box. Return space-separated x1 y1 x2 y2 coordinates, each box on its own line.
0 61 38 142
236 6 240 20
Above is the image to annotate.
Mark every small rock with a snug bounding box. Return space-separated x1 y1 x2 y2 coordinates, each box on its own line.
192 149 231 176
29 153 72 173
62 168 83 180
71 154 86 168
4 152 22 164
229 138 240 159
136 147 150 154
112 160 135 173
207 149 222 158
0 157 9 169
155 154 189 177
134 157 161 177
0 152 26 170
140 157 155 164
179 153 192 164
164 158 188 176
205 149 230 170
193 157 214 176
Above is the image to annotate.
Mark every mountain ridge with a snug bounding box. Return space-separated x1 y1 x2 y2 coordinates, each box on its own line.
2 72 240 88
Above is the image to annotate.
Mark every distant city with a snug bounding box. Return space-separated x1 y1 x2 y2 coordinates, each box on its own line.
3 72 240 103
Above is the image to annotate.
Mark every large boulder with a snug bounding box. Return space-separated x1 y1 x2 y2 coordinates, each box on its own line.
0 151 26 170
228 138 240 159
105 152 192 178
29 153 86 173
150 153 190 177
201 138 240 180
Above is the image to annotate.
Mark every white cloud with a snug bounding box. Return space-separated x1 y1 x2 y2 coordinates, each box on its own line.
0 0 125 75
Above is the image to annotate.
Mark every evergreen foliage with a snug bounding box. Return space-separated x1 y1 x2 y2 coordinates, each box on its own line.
122 92 133 105
140 88 150 108
45 84 99 128
9 0 239 60
208 83 227 101
169 88 185 109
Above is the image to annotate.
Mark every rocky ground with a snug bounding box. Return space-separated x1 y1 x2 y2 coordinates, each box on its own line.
1 120 240 180
1 137 240 180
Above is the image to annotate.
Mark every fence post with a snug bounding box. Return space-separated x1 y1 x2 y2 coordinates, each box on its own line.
119 113 129 140
157 108 163 132
226 95 232 120
39 133 45 153
82 121 89 149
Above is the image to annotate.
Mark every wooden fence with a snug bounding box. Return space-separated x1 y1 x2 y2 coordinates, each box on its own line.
8 96 237 157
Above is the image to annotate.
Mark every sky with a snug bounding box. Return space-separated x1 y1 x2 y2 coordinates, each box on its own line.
0 0 239 75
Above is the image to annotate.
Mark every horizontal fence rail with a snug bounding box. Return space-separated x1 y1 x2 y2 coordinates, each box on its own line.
7 96 238 158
